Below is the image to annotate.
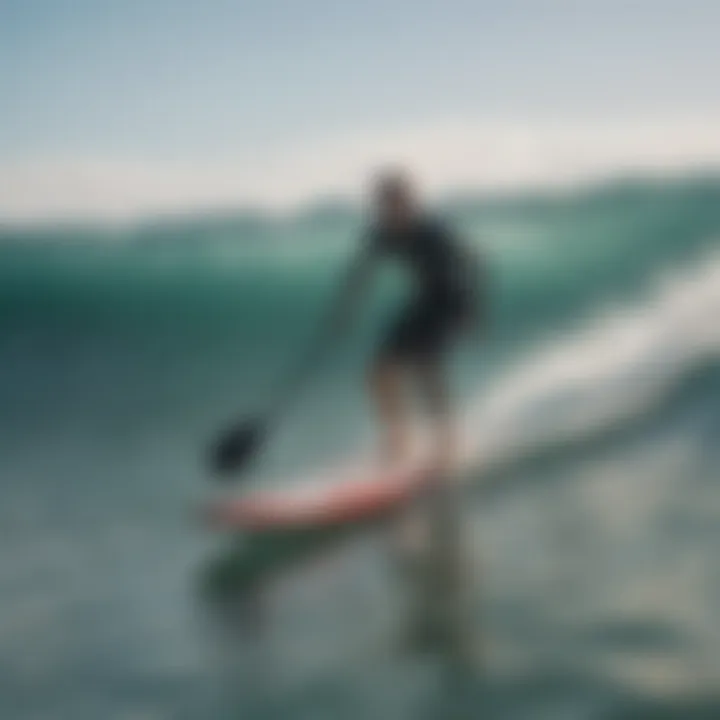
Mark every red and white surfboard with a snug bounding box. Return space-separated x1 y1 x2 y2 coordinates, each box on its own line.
205 462 434 532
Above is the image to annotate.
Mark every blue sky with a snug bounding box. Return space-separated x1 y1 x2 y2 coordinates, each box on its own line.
1 0 719 219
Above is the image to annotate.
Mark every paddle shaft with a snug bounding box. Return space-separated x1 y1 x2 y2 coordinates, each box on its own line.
265 335 332 421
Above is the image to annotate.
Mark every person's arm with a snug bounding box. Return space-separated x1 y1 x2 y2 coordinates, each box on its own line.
319 243 378 347
270 244 377 412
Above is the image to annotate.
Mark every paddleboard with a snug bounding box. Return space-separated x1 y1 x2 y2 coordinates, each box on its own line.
204 462 435 532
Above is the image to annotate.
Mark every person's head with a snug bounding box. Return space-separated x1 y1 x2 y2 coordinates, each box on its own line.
371 169 418 229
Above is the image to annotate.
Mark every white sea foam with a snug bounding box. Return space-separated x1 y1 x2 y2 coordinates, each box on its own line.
462 246 720 469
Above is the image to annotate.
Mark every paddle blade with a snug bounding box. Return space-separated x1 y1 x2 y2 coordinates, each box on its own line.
210 420 266 476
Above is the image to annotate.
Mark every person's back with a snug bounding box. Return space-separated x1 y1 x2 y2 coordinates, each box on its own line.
368 214 474 306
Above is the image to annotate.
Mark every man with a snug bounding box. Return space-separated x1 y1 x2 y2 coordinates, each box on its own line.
323 170 486 655
326 170 485 473
211 170 486 656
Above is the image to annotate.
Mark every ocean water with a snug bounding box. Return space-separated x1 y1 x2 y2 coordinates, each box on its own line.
1 175 719 719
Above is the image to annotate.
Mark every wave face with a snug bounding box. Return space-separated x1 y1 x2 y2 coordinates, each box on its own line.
2 177 719 335
2 176 718 462
1 175 720 718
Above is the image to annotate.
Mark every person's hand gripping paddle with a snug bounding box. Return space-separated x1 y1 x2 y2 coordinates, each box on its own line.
208 248 374 479
210 417 268 476
208 339 330 479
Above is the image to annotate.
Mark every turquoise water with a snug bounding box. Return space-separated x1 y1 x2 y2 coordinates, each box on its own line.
1 176 719 718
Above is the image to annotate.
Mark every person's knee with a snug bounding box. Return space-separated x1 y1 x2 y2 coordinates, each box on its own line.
368 360 409 421
368 359 397 393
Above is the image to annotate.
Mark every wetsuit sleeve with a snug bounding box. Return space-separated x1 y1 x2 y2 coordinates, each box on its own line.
435 217 487 329
434 220 487 315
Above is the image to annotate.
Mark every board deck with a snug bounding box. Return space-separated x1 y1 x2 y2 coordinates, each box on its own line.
205 463 433 532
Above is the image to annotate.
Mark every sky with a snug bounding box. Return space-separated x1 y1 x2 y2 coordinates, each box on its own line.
1 0 719 221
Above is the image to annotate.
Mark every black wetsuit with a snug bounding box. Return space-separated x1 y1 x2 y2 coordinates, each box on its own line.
367 217 479 363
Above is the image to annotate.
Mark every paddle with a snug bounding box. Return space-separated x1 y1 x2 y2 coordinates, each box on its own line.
210 417 268 476
208 339 327 478
209 251 371 479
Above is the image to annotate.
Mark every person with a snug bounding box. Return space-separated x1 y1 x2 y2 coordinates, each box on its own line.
211 169 487 656
318 169 486 656
323 169 485 474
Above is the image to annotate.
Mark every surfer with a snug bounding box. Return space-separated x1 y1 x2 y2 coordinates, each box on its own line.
326 170 484 472
211 169 485 477
322 170 485 657
209 170 486 659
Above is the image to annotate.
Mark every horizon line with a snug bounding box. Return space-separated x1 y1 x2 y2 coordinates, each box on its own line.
2 116 720 226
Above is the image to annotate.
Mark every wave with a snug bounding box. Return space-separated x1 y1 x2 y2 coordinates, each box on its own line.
459 247 720 484
1 176 719 341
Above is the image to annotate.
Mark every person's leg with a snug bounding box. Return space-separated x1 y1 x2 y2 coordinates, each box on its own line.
412 358 474 660
368 359 411 464
414 360 455 473
376 304 470 656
